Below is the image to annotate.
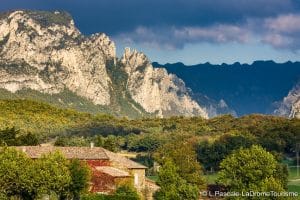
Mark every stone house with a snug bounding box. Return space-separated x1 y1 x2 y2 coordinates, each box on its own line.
15 146 159 199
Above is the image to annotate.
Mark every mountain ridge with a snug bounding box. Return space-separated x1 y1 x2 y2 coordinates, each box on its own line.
153 61 300 117
0 10 208 118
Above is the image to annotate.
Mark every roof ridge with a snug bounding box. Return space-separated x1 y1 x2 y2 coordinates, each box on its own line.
101 147 110 160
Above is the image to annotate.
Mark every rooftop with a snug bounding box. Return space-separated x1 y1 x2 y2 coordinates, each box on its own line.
14 146 146 169
96 166 130 177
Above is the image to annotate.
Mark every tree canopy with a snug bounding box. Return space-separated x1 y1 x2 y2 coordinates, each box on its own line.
217 145 287 199
0 147 91 200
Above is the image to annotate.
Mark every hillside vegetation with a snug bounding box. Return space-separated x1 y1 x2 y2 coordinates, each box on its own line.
1 99 300 197
0 99 299 157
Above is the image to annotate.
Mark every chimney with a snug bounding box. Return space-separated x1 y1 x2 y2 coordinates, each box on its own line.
90 142 94 148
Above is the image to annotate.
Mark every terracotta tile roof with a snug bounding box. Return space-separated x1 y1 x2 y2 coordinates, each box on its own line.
13 146 146 169
103 149 147 169
96 166 130 177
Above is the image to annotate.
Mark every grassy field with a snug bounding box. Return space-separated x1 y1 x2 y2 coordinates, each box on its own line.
204 173 218 184
288 167 300 193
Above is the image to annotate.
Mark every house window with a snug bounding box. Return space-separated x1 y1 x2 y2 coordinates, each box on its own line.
134 173 139 186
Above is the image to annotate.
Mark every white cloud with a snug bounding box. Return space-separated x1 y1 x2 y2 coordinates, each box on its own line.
262 14 300 50
115 14 300 52
115 24 251 50
264 14 300 33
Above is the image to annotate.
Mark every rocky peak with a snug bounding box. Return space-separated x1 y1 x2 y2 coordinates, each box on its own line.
121 48 208 118
0 10 208 118
121 47 149 74
0 10 116 105
275 81 300 118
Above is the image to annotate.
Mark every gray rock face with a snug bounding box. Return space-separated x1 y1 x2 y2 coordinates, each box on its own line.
0 10 114 105
275 82 300 118
0 10 208 118
121 48 208 117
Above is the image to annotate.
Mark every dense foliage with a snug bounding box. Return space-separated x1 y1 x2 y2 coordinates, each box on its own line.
81 185 140 200
1 99 299 171
68 159 91 200
0 127 38 146
0 147 91 200
0 99 299 198
217 145 287 199
154 160 199 200
154 138 206 188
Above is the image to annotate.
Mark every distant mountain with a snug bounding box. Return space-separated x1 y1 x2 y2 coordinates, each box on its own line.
153 61 300 116
0 10 208 118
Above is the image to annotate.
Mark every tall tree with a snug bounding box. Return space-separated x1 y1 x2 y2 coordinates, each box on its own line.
68 159 91 200
217 145 287 199
0 147 33 199
34 151 72 199
154 160 199 200
154 138 206 189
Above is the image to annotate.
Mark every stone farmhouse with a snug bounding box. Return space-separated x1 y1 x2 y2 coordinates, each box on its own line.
15 146 159 199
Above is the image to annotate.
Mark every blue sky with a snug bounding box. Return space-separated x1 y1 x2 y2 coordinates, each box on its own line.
1 0 300 64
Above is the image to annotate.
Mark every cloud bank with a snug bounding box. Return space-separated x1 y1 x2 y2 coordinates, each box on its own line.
2 0 300 51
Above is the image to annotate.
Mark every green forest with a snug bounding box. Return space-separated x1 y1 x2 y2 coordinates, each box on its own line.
0 99 300 199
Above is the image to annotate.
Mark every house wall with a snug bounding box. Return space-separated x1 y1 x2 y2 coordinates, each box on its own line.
130 169 146 192
109 161 146 191
90 171 116 193
86 159 110 167
85 160 113 193
83 159 148 197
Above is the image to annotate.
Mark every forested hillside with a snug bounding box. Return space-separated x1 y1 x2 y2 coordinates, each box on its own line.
1 99 299 159
1 99 300 198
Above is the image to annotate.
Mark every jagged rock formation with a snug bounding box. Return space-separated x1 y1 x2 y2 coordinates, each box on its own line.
121 48 207 117
0 10 208 118
275 82 300 118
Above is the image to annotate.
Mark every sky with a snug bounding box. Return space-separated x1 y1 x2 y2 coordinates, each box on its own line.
1 0 300 64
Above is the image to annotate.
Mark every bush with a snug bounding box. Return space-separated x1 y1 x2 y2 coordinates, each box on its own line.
82 186 140 200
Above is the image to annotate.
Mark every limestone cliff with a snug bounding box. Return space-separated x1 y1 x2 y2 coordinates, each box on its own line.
0 10 208 118
121 48 207 117
275 81 300 118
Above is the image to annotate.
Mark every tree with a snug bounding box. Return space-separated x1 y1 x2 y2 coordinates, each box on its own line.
17 132 39 146
0 127 39 146
68 159 91 200
197 131 255 171
0 148 94 200
217 145 287 198
0 127 20 146
154 160 199 200
34 151 72 199
114 185 140 200
102 135 122 152
95 135 105 147
81 185 140 200
0 147 33 199
154 139 206 189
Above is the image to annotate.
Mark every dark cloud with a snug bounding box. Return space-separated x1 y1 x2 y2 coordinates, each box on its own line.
1 0 300 50
1 0 298 34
